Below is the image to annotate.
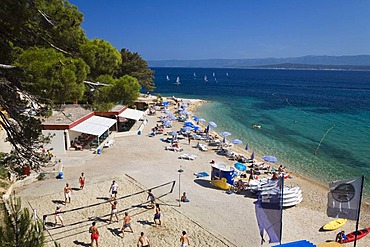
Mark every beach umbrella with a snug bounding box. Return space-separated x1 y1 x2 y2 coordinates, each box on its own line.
192 116 199 121
162 101 170 106
168 114 177 120
219 131 231 137
181 126 193 132
184 121 194 127
198 118 206 123
193 126 201 131
154 106 160 110
209 121 217 128
234 162 247 172
245 144 249 151
250 151 255 160
262 155 278 163
170 131 177 136
230 139 243 145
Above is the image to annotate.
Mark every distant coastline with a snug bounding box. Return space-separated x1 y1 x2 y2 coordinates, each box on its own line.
148 54 370 70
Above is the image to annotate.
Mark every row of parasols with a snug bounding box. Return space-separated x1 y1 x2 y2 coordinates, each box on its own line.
190 115 279 171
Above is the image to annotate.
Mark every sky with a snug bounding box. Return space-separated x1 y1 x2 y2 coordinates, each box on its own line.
69 0 370 61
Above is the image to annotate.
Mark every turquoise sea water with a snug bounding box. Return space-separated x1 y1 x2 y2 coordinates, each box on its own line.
151 68 370 200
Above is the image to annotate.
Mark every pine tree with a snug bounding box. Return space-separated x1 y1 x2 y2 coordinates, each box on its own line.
0 196 45 246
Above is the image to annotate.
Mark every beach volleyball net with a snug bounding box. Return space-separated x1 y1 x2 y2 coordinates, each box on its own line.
41 178 176 242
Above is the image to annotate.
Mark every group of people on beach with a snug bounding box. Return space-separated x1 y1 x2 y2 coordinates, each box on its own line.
54 174 190 246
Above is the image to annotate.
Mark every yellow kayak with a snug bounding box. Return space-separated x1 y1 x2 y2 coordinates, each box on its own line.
322 218 347 231
210 178 231 190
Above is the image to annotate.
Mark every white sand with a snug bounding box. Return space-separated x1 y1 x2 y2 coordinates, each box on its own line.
15 100 370 247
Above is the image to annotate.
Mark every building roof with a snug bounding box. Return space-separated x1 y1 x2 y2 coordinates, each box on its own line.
42 105 92 126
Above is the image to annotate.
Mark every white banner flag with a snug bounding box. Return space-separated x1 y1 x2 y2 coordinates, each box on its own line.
327 177 363 220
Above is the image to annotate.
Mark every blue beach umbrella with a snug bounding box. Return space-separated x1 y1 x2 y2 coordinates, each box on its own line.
184 121 194 127
181 126 193 132
192 116 199 121
250 151 255 160
245 144 249 151
193 126 201 131
262 155 278 163
219 131 231 137
234 162 247 172
230 139 243 145
209 121 217 128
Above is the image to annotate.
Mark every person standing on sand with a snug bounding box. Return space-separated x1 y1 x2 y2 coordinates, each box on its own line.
109 200 119 223
147 189 155 208
188 135 191 145
64 183 72 204
54 205 64 227
137 232 150 247
109 180 118 200
180 231 190 246
89 221 99 247
153 203 161 226
79 172 85 190
121 212 134 236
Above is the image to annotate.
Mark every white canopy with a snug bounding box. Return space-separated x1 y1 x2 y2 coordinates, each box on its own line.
119 108 145 121
70 116 116 136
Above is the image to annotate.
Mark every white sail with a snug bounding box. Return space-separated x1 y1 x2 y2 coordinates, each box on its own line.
166 75 170 81
213 72 216 77
204 75 208 82
176 77 180 85
193 73 197 78
226 72 229 76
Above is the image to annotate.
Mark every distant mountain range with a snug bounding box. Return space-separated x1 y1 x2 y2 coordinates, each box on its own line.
148 55 370 70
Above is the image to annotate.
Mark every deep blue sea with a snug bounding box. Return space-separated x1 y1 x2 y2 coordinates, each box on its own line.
151 68 370 200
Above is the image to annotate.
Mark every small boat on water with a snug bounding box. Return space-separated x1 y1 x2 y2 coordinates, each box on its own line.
175 77 180 85
252 124 261 129
204 75 208 82
166 75 170 81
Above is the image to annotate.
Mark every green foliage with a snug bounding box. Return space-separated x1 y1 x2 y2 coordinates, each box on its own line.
0 196 45 246
80 38 122 79
0 0 86 63
92 75 141 111
15 47 89 103
115 48 155 91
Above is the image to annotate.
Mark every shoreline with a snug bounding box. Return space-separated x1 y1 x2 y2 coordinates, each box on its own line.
10 96 370 246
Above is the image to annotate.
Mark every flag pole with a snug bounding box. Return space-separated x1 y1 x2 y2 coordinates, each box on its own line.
279 176 284 245
354 175 365 247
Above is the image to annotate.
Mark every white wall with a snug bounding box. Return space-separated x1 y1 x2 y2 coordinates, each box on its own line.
42 130 66 154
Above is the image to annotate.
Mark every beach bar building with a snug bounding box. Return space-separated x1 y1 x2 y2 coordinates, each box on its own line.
42 104 147 154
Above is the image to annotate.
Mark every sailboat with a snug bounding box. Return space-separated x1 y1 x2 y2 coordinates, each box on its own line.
204 75 208 82
166 75 170 81
226 72 229 76
193 72 197 78
213 72 216 77
175 77 180 85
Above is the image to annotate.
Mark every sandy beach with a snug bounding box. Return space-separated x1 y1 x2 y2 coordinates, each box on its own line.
13 99 370 247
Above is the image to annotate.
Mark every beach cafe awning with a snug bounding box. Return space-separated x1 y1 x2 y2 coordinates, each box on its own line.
70 116 116 137
118 108 145 121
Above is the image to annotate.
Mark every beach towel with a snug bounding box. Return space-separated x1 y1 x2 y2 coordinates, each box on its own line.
194 171 209 178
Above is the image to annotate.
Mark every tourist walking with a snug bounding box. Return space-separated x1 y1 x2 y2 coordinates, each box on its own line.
180 231 190 247
54 205 64 227
79 172 85 190
153 203 161 226
137 232 150 247
121 212 134 236
64 183 72 204
109 180 118 200
109 200 119 223
89 222 99 247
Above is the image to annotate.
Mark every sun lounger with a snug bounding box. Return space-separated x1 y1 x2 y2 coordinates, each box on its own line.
198 144 208 151
194 171 209 178
179 154 197 160
165 146 183 152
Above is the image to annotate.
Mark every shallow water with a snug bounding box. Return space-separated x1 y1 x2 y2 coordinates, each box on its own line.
152 67 370 200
